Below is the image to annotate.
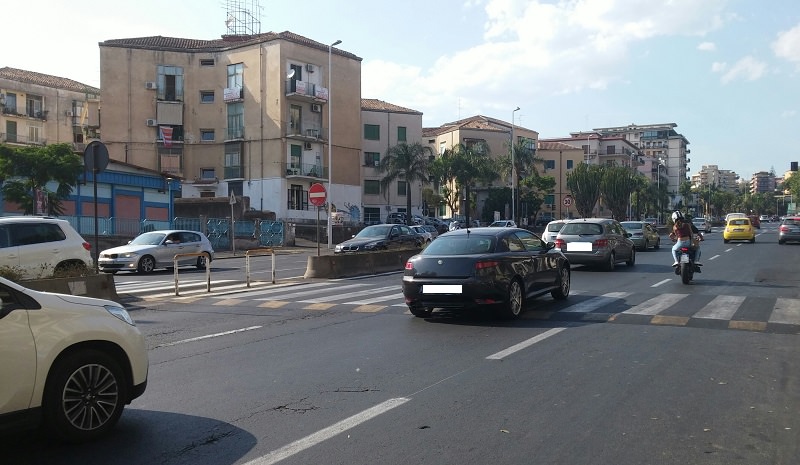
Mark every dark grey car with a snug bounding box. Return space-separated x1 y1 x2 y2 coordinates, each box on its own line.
778 217 800 244
554 218 636 271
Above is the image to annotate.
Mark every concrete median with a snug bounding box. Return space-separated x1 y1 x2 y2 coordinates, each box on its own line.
304 248 420 279
21 273 121 302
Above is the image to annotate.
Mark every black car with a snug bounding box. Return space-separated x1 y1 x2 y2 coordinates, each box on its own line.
402 228 570 319
334 224 422 253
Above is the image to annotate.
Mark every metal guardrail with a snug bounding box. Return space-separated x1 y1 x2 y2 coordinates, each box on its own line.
172 252 211 296
245 248 275 287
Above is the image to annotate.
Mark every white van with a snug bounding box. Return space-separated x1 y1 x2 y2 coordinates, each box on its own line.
0 217 93 279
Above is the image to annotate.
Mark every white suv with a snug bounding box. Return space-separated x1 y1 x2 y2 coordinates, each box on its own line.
0 217 93 279
0 276 148 442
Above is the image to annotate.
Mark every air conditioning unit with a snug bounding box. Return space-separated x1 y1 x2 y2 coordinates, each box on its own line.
146 118 158 127
311 103 322 113
303 142 312 151
145 81 157 90
306 64 314 73
65 110 74 117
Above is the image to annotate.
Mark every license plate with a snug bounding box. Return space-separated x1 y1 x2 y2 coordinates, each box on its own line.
734 228 743 232
567 242 593 252
422 285 462 294
680 255 690 263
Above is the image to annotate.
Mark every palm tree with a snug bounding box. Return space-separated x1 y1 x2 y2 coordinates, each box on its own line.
377 142 434 225
499 139 543 224
442 142 499 225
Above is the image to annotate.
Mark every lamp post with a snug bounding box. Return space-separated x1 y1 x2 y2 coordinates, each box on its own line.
656 159 665 223
327 39 341 250
166 177 174 228
511 106 520 223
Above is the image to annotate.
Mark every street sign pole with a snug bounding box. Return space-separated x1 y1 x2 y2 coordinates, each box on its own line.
229 192 237 255
308 183 327 256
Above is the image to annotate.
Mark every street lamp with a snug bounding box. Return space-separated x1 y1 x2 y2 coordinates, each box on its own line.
656 159 666 223
511 106 520 223
327 39 341 250
166 177 174 228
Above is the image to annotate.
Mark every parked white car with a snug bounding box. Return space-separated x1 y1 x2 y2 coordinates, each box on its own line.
98 230 215 274
488 220 518 228
0 217 93 279
542 220 569 243
411 225 434 243
0 277 148 442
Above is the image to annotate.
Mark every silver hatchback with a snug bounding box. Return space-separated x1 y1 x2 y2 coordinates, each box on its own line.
554 218 636 271
98 230 215 274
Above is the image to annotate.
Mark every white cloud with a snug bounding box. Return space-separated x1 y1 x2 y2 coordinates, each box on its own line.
713 56 767 84
772 23 800 63
698 42 716 52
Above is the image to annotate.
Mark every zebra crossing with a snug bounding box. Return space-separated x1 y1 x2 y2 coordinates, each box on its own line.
117 279 800 333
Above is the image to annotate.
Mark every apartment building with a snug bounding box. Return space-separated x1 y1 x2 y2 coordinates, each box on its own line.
535 141 584 220
98 31 363 222
360 99 424 224
423 115 539 222
691 165 740 194
750 171 776 194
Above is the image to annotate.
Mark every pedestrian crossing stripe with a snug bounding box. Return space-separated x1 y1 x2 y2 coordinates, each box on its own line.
258 301 289 308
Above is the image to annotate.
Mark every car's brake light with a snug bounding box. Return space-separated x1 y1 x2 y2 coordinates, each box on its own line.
404 261 414 270
780 225 789 232
594 239 609 248
554 239 565 249
82 242 91 251
475 260 499 270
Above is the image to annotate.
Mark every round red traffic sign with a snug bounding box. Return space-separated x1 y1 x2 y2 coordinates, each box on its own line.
309 183 327 207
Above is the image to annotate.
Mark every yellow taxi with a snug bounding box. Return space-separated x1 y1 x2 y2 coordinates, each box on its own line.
723 217 756 243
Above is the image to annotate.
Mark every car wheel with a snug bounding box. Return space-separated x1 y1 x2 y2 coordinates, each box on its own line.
724 239 730 244
137 255 156 274
551 266 570 300
626 247 636 266
779 239 785 245
605 252 616 271
196 253 210 270
501 279 524 319
750 237 755 243
654 237 660 249
42 349 127 442
409 305 433 318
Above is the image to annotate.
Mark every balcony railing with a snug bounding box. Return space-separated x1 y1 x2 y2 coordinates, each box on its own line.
284 80 329 101
283 121 326 141
225 127 244 140
0 132 47 146
283 161 327 179
224 165 243 179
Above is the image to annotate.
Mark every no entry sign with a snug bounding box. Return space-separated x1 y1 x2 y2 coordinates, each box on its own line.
309 183 327 207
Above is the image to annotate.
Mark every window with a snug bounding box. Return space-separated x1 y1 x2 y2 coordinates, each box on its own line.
200 91 214 103
606 145 616 155
227 102 244 139
3 93 17 114
227 63 244 89
288 184 307 211
28 125 41 144
582 144 589 154
157 65 184 101
26 95 43 118
289 144 302 173
364 124 380 140
200 130 215 142
200 58 215 66
397 181 407 196
224 143 242 178
397 126 407 142
364 152 380 167
567 160 574 169
364 180 380 195
200 168 215 179
544 160 555 170
363 207 381 224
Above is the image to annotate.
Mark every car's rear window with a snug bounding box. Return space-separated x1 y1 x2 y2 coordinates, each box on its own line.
621 223 642 230
547 222 565 232
422 236 495 255
729 219 749 226
784 218 800 225
560 223 603 235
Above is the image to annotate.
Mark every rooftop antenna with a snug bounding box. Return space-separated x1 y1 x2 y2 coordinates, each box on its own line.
224 0 262 36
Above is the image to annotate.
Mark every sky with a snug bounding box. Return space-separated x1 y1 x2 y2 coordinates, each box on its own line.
5 0 800 180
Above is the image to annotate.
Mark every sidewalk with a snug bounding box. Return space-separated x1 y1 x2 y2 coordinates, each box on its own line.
213 237 334 260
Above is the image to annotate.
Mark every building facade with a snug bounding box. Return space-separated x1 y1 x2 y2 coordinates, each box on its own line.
535 141 584 220
98 32 363 223
691 164 740 194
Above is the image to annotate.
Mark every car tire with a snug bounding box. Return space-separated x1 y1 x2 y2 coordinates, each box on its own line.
779 239 785 245
196 253 210 270
724 239 730 244
605 252 616 271
654 238 660 249
137 255 156 274
551 266 570 300
750 237 755 244
501 279 524 319
42 349 127 443
626 248 636 267
409 305 433 318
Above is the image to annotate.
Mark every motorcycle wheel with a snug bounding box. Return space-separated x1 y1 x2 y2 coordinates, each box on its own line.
680 262 693 284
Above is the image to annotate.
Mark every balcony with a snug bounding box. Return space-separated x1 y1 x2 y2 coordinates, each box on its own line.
0 132 47 146
284 121 326 141
284 80 328 103
224 165 244 179
225 127 244 141
284 162 327 179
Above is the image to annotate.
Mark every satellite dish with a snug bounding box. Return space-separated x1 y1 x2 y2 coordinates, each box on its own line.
286 69 295 79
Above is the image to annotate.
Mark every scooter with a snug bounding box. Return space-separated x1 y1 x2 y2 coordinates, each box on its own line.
674 238 702 284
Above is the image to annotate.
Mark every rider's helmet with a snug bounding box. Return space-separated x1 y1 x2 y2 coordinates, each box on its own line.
671 211 684 222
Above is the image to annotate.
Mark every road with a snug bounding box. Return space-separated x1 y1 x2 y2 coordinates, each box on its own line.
5 224 799 464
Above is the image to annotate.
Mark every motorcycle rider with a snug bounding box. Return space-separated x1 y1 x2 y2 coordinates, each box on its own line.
670 211 703 266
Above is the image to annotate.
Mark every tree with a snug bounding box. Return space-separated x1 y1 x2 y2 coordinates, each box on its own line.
0 143 83 215
499 139 542 224
377 142 433 225
431 142 498 224
600 165 640 220
566 163 604 218
519 173 556 224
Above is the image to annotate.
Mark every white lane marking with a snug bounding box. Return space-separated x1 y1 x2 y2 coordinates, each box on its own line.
693 295 745 320
561 292 630 313
486 328 566 360
770 298 800 325
708 254 720 261
651 279 672 287
244 398 410 465
623 293 688 315
156 326 261 347
254 283 369 301
725 248 733 252
298 285 400 303
212 281 333 299
349 292 406 305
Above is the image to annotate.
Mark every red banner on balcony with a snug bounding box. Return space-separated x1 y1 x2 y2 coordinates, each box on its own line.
159 126 173 148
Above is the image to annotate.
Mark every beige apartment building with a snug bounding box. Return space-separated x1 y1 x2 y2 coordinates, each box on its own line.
360 99 424 224
0 67 99 152
98 32 362 222
423 115 539 223
691 165 739 194
535 141 584 220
